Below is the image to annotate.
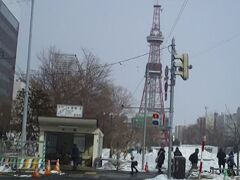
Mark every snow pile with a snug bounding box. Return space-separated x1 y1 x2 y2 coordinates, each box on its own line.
146 174 168 180
177 145 218 171
14 175 32 178
0 165 14 172
102 148 110 159
101 145 219 172
50 170 65 175
101 144 227 179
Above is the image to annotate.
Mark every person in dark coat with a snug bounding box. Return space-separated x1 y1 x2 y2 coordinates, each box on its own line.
71 144 80 170
227 151 236 176
130 156 138 175
156 148 165 173
189 148 199 169
186 148 199 178
174 147 182 157
217 148 226 173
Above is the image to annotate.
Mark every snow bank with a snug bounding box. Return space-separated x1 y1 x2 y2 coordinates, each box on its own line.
101 144 224 179
0 165 14 172
145 174 168 180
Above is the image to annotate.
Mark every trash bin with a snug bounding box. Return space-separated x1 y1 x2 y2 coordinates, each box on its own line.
173 156 186 179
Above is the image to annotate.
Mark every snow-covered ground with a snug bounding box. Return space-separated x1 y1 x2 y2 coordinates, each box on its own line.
101 145 239 179
101 145 218 172
0 144 239 179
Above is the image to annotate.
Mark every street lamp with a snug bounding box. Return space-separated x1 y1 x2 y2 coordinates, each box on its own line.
21 0 35 146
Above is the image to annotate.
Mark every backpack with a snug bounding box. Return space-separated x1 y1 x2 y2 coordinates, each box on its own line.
189 153 194 163
133 161 138 166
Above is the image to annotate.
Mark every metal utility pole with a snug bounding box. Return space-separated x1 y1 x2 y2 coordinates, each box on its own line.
167 38 176 179
204 106 207 137
21 0 35 144
142 66 148 170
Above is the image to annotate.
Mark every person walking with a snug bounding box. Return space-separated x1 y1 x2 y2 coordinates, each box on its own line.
71 144 81 170
174 147 182 157
227 151 236 176
130 156 138 175
217 148 226 173
186 148 199 178
156 148 165 174
189 148 199 169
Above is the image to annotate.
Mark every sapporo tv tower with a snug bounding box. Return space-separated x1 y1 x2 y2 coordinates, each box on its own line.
139 4 164 114
139 3 167 145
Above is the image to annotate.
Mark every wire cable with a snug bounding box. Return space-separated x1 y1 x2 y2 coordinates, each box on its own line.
164 0 189 45
192 32 240 59
132 76 145 97
3 0 27 5
103 46 168 68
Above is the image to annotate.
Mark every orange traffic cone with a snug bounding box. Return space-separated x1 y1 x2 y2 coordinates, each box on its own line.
144 162 149 172
45 160 51 176
32 167 40 178
54 159 60 173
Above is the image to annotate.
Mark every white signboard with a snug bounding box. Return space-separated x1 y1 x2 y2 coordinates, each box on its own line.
57 104 83 118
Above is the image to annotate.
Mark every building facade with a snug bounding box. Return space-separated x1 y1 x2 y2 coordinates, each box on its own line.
175 125 185 143
0 0 19 133
215 108 240 146
38 116 103 167
12 76 25 101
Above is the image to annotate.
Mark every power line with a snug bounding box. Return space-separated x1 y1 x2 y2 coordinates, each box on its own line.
9 46 168 77
5 30 240 78
103 46 168 68
3 0 28 5
132 76 145 97
164 0 189 45
11 31 240 78
192 32 240 59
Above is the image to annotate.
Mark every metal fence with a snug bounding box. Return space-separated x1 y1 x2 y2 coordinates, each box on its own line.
0 140 45 170
0 140 44 157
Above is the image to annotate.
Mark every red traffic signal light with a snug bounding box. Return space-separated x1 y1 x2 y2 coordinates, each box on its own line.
152 113 159 119
152 112 160 126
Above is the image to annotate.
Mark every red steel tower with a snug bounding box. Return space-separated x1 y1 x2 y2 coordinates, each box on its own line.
139 4 164 115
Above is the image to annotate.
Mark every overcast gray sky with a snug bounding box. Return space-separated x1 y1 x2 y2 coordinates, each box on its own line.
4 0 240 126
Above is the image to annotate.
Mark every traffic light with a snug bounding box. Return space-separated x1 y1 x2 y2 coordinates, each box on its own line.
175 53 190 80
152 112 160 126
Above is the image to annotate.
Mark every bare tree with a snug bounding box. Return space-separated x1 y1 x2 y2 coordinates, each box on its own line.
101 85 134 155
30 47 133 149
225 106 240 175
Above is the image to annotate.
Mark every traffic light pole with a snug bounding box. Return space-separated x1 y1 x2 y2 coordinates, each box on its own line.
142 65 148 170
167 38 176 179
22 0 35 146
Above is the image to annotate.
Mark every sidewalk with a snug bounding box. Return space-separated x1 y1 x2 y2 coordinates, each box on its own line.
0 168 159 179
66 169 159 180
